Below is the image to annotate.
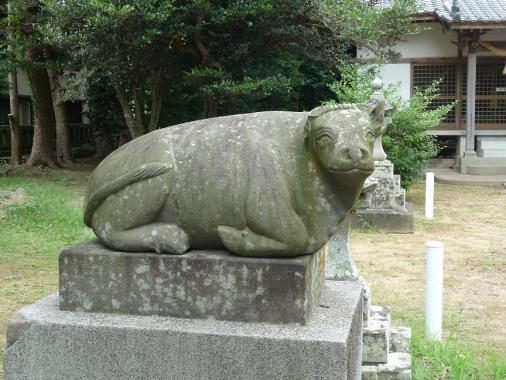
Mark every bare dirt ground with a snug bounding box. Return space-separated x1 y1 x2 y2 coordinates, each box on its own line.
351 182 506 357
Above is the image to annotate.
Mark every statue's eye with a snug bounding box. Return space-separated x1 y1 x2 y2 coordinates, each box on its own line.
317 130 334 145
367 131 375 140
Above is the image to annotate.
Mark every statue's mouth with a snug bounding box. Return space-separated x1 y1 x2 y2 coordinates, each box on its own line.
329 167 374 175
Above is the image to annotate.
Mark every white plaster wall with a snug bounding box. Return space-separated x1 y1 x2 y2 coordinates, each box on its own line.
16 68 31 97
482 29 506 41
358 23 458 59
379 64 411 100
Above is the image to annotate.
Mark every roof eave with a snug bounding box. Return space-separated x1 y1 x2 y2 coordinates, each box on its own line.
411 13 438 23
449 22 506 30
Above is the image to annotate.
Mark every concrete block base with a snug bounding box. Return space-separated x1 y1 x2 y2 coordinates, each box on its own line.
457 156 506 175
351 204 414 234
59 240 326 324
390 327 411 354
4 281 363 380
362 306 391 364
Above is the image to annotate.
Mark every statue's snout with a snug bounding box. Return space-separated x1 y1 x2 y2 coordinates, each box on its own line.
342 145 370 162
331 143 374 173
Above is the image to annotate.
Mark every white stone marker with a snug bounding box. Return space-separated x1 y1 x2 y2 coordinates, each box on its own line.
425 240 444 341
425 172 434 219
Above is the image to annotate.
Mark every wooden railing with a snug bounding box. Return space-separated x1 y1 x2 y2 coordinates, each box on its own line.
0 123 93 157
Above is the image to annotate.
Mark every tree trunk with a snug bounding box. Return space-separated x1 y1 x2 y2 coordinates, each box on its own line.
147 68 165 132
26 63 58 168
203 97 218 118
47 67 73 166
115 86 144 139
133 88 145 135
8 70 21 165
7 2 21 165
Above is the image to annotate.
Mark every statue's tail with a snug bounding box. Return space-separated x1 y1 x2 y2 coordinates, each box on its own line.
83 162 173 227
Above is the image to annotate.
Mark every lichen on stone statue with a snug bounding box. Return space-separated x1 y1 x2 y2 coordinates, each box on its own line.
83 101 388 257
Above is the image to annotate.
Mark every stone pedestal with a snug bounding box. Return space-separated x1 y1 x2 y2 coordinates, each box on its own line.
352 160 414 233
59 240 326 324
4 281 363 380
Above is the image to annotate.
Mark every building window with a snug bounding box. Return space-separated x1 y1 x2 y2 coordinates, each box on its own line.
462 63 506 126
412 64 457 125
19 98 31 126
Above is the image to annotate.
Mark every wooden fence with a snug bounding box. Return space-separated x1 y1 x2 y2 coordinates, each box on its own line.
0 123 93 157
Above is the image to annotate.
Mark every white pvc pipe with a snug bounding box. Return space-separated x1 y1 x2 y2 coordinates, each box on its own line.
425 240 444 341
425 172 434 219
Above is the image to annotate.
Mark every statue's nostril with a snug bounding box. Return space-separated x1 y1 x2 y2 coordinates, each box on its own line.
348 146 363 161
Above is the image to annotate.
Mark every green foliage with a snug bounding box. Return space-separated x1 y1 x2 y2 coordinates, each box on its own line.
35 0 417 127
384 83 453 188
411 334 506 380
319 0 419 61
85 74 125 134
327 64 454 188
328 64 381 104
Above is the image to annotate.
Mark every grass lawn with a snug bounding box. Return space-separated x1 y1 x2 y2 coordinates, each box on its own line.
352 182 506 379
1 168 505 379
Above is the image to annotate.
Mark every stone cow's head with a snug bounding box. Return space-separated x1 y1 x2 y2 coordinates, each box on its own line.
306 101 392 184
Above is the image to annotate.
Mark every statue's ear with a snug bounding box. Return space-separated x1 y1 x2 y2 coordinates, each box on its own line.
369 99 395 137
304 118 311 138
385 106 396 116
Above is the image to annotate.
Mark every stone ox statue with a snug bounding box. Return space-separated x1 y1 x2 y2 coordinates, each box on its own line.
84 102 387 257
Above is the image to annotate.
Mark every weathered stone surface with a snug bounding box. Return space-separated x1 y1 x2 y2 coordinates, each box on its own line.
377 353 411 380
326 214 358 281
363 306 391 364
353 160 414 234
361 278 372 325
351 204 414 234
59 240 326 324
5 281 363 380
362 365 379 380
83 101 390 257
390 326 411 353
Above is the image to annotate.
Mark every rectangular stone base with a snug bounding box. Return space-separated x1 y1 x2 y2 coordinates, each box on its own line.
59 240 326 324
351 204 414 234
5 281 363 380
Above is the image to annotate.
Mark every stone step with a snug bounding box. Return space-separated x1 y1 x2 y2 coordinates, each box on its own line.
362 306 391 364
390 326 411 353
362 352 412 380
467 165 506 175
362 279 371 325
478 149 506 158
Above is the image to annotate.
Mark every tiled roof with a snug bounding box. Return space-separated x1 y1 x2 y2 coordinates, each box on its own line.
376 0 506 24
419 0 506 23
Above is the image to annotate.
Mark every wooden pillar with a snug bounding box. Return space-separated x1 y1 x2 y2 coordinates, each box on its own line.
465 43 477 154
455 32 463 131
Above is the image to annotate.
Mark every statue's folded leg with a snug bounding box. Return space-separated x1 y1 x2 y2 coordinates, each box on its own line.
217 226 288 257
217 181 309 257
97 222 189 254
90 173 188 254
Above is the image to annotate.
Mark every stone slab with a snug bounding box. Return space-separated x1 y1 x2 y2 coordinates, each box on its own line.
351 204 414 234
362 306 391 364
4 281 363 380
434 168 506 187
361 278 371 325
362 353 411 380
362 365 379 380
390 326 411 353
377 353 411 380
59 240 326 324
